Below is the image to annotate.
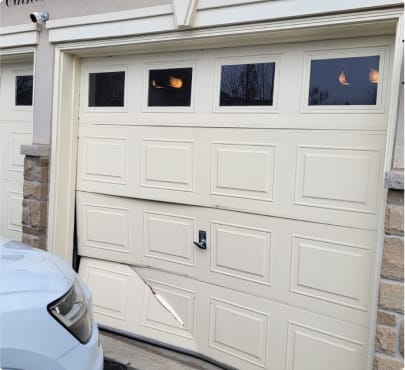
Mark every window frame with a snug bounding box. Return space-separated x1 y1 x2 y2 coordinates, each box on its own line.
83 64 128 113
11 69 34 111
301 46 389 114
143 59 197 113
213 54 280 114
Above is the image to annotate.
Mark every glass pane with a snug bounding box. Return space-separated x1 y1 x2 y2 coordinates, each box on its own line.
88 71 125 107
308 56 380 106
15 75 33 106
148 68 192 107
220 63 275 106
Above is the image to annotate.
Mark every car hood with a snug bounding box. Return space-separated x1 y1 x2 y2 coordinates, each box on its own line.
0 238 75 298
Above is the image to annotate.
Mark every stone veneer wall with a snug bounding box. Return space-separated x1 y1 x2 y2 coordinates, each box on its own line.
374 171 404 370
20 144 50 250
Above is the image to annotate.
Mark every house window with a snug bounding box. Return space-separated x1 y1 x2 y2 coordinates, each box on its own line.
15 75 33 106
308 56 380 106
148 68 192 107
220 63 275 106
88 71 125 107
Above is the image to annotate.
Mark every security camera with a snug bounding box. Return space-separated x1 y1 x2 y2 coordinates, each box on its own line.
29 11 49 24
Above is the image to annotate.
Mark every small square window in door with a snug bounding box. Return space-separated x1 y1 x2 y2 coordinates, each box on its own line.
15 75 33 106
88 71 125 107
220 63 275 106
148 68 192 107
308 55 380 106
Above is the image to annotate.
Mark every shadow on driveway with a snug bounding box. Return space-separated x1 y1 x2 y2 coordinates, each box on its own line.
104 359 128 370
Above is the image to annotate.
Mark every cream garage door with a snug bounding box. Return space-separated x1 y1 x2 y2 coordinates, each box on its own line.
0 61 33 240
76 36 392 370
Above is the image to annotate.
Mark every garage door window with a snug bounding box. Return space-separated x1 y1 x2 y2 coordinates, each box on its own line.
308 55 380 106
220 62 275 106
88 71 125 107
148 67 193 107
15 75 33 106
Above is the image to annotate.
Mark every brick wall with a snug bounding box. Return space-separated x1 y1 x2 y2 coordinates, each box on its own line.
20 145 50 250
374 176 404 370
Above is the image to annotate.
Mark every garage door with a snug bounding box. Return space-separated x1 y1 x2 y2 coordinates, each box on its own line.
76 36 392 369
0 61 33 240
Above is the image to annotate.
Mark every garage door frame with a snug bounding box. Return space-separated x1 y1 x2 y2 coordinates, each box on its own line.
47 9 404 370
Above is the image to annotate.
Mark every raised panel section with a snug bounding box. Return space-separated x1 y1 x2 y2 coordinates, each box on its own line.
141 280 196 338
83 264 131 320
81 204 130 253
211 143 275 201
144 211 195 266
286 322 364 370
211 222 272 285
0 127 32 182
295 146 380 213
10 133 31 172
141 140 194 191
7 190 22 232
82 137 127 184
291 236 371 310
209 298 269 367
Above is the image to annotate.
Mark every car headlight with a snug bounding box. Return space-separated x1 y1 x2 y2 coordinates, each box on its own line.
48 278 92 344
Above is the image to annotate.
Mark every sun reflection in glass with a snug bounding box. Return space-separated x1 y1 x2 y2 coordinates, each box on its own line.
338 70 351 86
368 68 379 84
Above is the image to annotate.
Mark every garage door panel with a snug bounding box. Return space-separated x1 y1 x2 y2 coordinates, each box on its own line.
79 38 391 130
138 267 368 370
0 61 33 241
79 258 200 352
141 139 195 192
295 145 380 213
211 221 272 286
0 181 23 239
285 322 365 370
77 191 140 264
290 236 372 310
79 234 370 370
0 123 32 182
211 142 276 201
144 211 196 267
81 137 128 185
77 191 375 325
77 124 384 230
140 280 196 339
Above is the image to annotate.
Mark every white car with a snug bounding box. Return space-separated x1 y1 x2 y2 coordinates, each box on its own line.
0 236 104 370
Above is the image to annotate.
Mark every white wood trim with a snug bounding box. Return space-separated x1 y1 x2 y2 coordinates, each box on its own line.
197 0 402 11
44 0 403 41
46 4 173 29
366 13 404 370
0 24 40 49
47 8 402 47
0 32 39 49
0 46 35 62
172 0 197 28
0 23 39 35
47 52 80 264
193 0 403 29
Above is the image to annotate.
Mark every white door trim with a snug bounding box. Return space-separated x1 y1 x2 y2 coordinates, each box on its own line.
0 24 39 49
47 10 403 370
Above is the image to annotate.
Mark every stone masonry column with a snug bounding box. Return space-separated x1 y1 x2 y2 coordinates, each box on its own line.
373 170 404 369
20 144 50 250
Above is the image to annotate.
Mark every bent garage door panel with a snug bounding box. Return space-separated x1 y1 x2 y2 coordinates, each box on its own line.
76 38 392 369
77 191 375 326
